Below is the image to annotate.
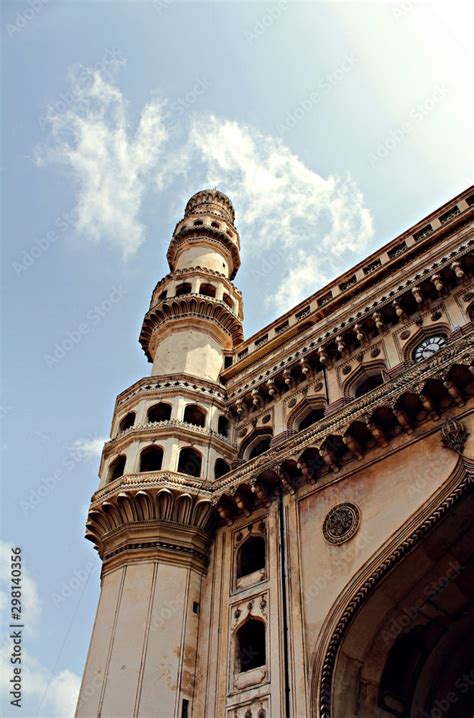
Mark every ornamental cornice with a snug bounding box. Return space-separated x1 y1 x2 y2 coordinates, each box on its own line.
224 215 472 375
105 419 237 452
140 293 244 360
150 265 242 301
116 374 228 409
90 471 214 506
213 335 473 497
167 229 241 279
225 242 473 400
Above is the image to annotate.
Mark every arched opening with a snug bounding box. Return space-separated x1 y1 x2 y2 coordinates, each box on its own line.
353 372 384 398
175 282 192 296
248 436 271 459
214 458 230 480
199 282 216 298
118 411 135 433
298 407 325 431
236 536 266 578
158 290 167 301
240 430 273 461
183 404 207 428
236 619 266 672
177 447 202 477
108 455 126 482
218 414 230 437
147 402 172 423
317 485 474 718
223 293 234 310
139 445 163 472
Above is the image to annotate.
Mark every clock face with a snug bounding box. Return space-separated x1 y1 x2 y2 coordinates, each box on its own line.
414 335 447 362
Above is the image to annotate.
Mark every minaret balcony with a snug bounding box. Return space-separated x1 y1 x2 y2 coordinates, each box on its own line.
167 223 241 278
105 418 237 451
140 293 244 360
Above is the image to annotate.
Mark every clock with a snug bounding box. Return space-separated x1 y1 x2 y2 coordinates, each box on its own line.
413 335 447 362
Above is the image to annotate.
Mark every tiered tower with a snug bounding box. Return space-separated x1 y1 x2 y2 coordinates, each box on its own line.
76 190 242 717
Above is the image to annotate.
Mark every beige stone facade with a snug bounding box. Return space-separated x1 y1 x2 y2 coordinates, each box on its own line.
76 187 474 718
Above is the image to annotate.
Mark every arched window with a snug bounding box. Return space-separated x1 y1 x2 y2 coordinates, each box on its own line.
139 445 163 472
223 293 234 309
240 431 273 461
297 407 324 432
193 219 203 226
158 290 167 301
248 436 271 459
178 447 202 477
214 458 230 479
147 402 172 423
183 404 207 428
211 221 220 229
175 282 192 296
199 283 216 298
108 455 126 482
218 415 230 437
118 411 135 433
236 536 265 578
354 373 384 398
236 619 266 672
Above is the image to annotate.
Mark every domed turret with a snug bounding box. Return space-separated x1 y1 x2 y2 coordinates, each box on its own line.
184 189 235 223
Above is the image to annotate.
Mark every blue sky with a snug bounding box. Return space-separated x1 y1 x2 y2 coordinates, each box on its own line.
1 1 472 715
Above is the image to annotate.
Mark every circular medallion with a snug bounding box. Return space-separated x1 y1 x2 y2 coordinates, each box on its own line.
262 414 271 424
400 330 411 340
314 381 324 392
342 365 352 375
371 347 381 358
323 503 361 545
239 428 248 438
288 398 297 408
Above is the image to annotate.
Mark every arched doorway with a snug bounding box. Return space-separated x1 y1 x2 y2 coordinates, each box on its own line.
314 465 473 718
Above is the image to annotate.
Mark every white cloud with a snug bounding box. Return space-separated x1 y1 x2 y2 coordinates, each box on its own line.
180 115 374 312
72 437 106 459
0 541 80 717
36 66 168 258
37 68 374 312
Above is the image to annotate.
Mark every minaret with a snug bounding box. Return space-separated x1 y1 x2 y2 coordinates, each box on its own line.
76 190 242 717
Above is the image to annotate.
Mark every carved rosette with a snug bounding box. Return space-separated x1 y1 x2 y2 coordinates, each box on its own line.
441 417 468 454
323 503 361 545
